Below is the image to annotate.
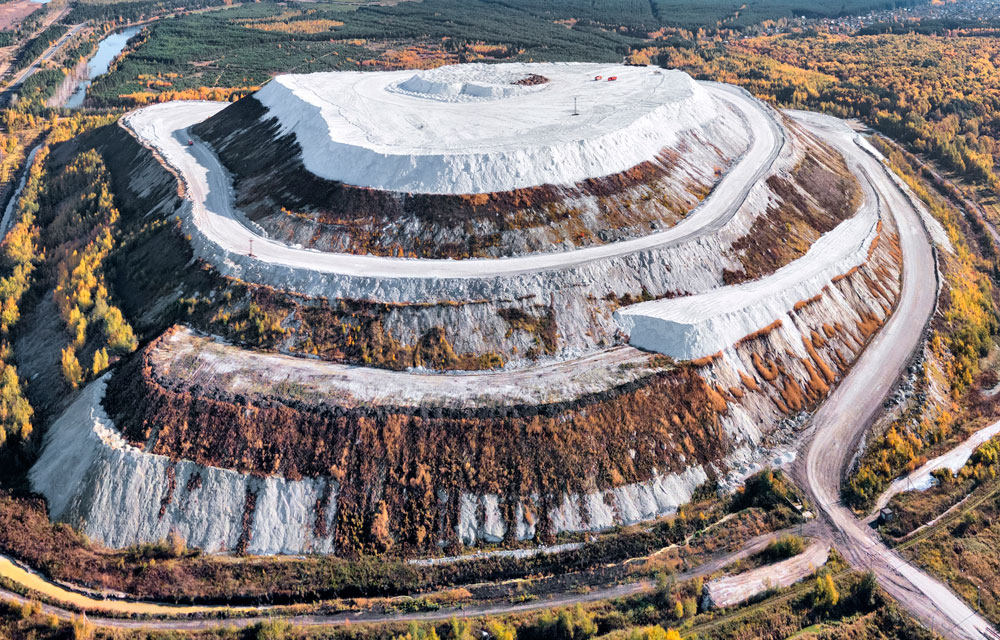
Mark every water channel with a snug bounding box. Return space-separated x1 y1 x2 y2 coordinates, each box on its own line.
65 25 142 109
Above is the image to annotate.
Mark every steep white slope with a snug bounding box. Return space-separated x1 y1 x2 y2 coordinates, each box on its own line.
253 63 718 194
615 199 879 360
29 376 713 550
29 378 338 555
456 465 709 545
120 81 775 304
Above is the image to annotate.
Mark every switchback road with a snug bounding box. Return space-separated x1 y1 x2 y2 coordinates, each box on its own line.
0 102 988 638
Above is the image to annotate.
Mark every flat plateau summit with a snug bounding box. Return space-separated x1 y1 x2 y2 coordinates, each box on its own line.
254 62 718 193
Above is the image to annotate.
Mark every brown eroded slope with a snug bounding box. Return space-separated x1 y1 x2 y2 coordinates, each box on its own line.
191 96 735 259
99 209 901 555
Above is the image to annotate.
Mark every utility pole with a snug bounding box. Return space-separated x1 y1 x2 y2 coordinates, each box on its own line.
249 238 254 258
572 97 579 116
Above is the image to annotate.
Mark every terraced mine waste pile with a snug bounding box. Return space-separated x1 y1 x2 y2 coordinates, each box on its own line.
30 62 904 556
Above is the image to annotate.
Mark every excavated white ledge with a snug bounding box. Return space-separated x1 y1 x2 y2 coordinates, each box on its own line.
28 102 912 553
704 542 830 609
615 203 880 361
156 327 664 409
254 63 717 194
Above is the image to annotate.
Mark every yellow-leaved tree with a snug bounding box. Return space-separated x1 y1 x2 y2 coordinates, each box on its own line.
61 346 83 389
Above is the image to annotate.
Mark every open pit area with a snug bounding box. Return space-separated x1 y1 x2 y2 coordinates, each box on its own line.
27 63 919 559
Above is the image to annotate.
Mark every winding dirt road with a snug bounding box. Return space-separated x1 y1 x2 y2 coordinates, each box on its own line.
790 110 993 640
0 524 820 631
121 82 782 282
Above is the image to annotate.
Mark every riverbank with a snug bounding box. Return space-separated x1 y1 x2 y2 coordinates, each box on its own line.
47 24 140 108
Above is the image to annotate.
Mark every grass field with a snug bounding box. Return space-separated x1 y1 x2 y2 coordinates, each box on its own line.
0 1 41 31
84 0 934 108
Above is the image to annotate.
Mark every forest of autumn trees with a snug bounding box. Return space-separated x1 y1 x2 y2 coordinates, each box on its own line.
46 150 138 388
650 32 1000 195
0 112 136 450
844 138 997 509
0 149 45 448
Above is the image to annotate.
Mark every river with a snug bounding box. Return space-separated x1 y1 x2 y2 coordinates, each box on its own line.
65 26 141 109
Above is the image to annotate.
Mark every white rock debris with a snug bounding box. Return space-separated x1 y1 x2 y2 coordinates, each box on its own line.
155 327 663 409
120 79 781 306
703 542 830 609
57 72 910 554
615 203 879 360
29 377 339 555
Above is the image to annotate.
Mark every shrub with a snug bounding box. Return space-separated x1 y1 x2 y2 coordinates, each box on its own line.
19 599 41 619
249 619 293 640
730 469 793 512
626 627 680 640
60 346 83 389
0 361 32 445
811 573 839 611
852 571 879 610
760 534 805 562
485 620 516 640
71 614 94 640
91 348 109 376
526 605 598 640
447 617 473 640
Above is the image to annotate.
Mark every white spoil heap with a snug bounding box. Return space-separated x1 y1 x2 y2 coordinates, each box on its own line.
252 62 719 194
30 377 339 555
614 206 880 361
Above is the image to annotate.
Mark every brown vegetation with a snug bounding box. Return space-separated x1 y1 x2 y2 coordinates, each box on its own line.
751 353 780 382
498 306 558 356
793 293 823 312
689 351 722 367
736 319 782 346
104 335 736 555
724 144 862 285
191 97 726 259
513 73 548 86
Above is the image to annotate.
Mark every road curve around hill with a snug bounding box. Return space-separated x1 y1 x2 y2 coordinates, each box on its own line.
122 81 782 280
0 103 986 636
790 110 992 640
